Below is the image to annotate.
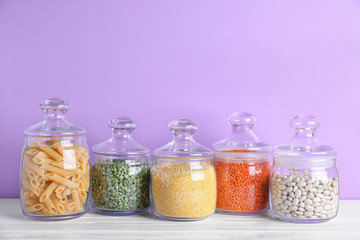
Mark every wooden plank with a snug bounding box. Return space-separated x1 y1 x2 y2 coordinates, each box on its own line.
0 199 359 239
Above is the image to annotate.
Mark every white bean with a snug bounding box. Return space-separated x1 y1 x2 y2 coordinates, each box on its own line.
304 211 313 217
307 194 314 199
289 206 298 211
299 196 306 202
270 169 339 220
281 203 288 209
305 205 314 211
298 207 305 212
287 182 296 187
285 176 293 182
297 181 306 187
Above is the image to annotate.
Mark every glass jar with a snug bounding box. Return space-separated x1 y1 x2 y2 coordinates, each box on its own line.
150 119 216 221
91 117 151 215
213 112 271 215
20 98 90 220
270 115 339 223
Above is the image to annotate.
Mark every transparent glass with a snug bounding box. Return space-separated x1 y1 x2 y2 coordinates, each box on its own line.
20 98 90 220
270 115 339 223
213 113 271 215
150 119 216 221
91 117 151 215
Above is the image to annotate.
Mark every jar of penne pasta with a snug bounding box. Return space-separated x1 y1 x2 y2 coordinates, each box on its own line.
20 97 90 220
91 117 151 215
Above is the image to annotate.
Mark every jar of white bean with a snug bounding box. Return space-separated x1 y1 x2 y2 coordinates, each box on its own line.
270 115 339 223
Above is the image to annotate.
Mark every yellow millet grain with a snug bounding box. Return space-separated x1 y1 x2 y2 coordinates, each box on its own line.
152 161 216 218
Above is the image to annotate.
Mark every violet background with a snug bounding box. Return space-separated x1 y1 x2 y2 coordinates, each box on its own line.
0 1 359 199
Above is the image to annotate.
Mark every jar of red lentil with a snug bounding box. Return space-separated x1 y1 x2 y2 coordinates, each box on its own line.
150 119 217 221
213 112 271 215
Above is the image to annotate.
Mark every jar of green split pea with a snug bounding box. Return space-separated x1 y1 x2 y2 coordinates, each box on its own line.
91 117 151 215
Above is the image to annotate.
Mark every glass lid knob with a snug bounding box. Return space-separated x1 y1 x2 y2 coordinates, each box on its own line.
169 118 198 134
108 117 136 133
273 114 336 158
290 115 320 129
228 112 255 129
40 97 71 113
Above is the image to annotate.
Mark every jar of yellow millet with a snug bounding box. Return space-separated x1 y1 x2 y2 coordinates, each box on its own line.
150 119 216 221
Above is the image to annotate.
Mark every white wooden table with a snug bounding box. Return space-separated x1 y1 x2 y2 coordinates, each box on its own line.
0 199 359 239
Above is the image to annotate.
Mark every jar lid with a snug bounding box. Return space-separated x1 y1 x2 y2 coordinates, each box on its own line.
92 117 150 156
24 97 86 136
273 115 337 159
153 118 213 158
213 112 270 152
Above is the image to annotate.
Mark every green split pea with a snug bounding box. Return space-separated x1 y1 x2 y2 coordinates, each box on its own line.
91 159 150 211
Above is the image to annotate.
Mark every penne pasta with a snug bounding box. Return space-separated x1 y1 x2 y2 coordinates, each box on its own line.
50 160 64 169
77 153 86 164
41 164 73 179
31 139 45 147
79 187 87 206
71 189 82 211
29 177 38 189
62 188 71 197
39 187 45 196
25 203 43 213
64 201 77 210
46 173 77 189
32 151 54 165
22 191 31 202
59 196 67 204
22 153 34 162
84 165 90 190
25 198 39 206
55 185 65 194
22 176 40 196
25 158 46 179
42 205 52 215
73 173 82 182
34 210 46 215
79 197 85 206
30 192 38 198
44 197 57 215
39 146 63 162
39 181 59 202
50 195 66 214
21 143 89 216
49 138 62 145
76 178 84 191
26 148 40 156
55 145 75 155
79 190 87 199
27 170 36 179
38 177 45 188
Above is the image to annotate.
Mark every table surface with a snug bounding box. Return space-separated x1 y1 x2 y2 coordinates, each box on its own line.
0 199 359 240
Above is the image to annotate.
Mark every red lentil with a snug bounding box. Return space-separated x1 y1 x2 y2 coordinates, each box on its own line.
215 150 270 212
